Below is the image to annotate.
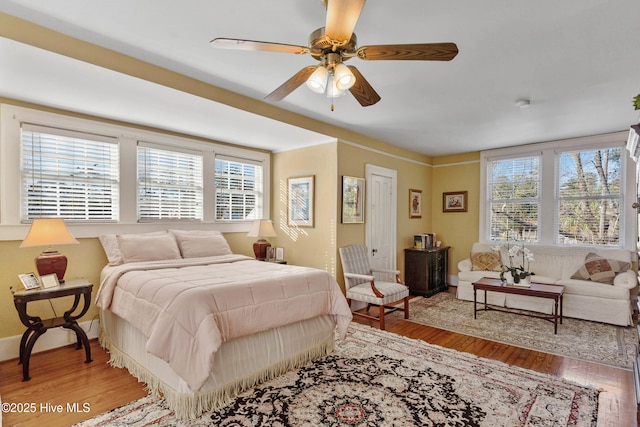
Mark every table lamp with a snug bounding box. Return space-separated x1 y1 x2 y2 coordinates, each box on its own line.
247 219 277 260
20 218 79 283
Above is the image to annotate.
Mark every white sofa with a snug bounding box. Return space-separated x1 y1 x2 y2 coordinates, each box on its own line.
457 243 638 326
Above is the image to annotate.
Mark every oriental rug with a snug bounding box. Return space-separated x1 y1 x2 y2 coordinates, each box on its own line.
394 292 635 370
75 323 599 426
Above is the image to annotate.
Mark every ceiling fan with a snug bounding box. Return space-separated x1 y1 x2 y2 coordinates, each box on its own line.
210 0 458 108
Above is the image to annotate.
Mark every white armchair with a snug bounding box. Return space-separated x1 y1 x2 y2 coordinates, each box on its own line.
339 244 409 330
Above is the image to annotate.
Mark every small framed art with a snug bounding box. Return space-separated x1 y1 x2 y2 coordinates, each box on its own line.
342 176 365 223
276 247 285 261
443 191 468 212
40 273 60 289
409 189 422 218
18 272 40 290
288 176 314 227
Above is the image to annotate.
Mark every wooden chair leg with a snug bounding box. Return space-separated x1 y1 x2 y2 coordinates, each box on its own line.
404 297 409 319
379 305 385 330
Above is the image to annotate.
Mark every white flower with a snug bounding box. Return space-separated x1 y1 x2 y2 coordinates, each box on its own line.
490 244 503 252
522 248 534 263
508 246 520 258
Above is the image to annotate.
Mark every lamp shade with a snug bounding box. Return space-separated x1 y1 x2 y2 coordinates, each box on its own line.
247 219 277 259
20 218 79 248
247 219 277 238
334 63 356 90
20 218 79 283
326 75 346 98
305 66 328 94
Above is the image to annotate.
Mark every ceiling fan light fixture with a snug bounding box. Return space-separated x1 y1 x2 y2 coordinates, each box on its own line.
305 66 329 93
334 63 356 90
326 75 346 98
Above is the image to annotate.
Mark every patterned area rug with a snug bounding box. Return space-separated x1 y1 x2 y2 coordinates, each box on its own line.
395 292 636 370
75 323 599 426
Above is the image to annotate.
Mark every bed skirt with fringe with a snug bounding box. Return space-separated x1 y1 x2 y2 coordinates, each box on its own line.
99 309 337 420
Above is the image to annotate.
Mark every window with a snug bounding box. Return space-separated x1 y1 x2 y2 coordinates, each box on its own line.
3 105 271 234
487 156 540 242
137 143 203 221
556 148 622 246
481 133 632 249
21 124 119 222
215 156 263 220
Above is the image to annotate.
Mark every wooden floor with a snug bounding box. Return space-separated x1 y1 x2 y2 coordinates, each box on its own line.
0 291 637 426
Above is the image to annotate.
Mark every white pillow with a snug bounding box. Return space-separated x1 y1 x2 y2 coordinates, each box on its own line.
99 234 123 266
117 234 182 263
170 230 232 258
99 231 168 265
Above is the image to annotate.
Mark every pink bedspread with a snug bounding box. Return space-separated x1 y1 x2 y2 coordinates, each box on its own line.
96 255 353 391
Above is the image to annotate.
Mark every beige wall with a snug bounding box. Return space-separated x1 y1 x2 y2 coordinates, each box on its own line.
431 153 481 276
271 143 339 276
335 142 433 287
0 239 107 337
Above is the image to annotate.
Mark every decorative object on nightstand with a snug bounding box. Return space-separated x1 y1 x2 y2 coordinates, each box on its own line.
247 219 277 260
12 278 93 381
19 218 79 283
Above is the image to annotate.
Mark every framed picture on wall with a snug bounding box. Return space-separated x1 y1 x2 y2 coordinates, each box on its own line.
288 176 314 227
342 176 365 223
409 189 422 218
443 191 468 212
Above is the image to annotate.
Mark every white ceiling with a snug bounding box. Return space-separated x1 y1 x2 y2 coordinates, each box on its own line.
1 0 639 156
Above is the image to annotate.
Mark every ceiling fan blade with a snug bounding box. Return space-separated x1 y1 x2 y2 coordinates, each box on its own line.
265 66 318 102
357 43 458 61
347 66 380 107
211 38 309 55
325 0 366 45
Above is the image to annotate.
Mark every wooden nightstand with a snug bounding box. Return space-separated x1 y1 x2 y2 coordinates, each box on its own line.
12 278 93 381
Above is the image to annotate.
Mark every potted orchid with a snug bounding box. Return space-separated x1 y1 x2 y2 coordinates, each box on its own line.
491 242 535 286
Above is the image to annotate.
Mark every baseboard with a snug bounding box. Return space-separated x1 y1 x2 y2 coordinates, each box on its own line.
0 319 100 362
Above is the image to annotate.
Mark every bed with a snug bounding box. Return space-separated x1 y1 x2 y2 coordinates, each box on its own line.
96 229 352 419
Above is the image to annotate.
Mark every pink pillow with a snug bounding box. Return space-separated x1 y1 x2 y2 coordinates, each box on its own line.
170 230 232 258
117 234 181 263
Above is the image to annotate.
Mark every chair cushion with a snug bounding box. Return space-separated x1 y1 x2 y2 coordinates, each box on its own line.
347 281 409 305
340 245 375 288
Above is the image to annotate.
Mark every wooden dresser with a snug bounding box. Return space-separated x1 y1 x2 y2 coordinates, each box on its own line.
404 246 449 297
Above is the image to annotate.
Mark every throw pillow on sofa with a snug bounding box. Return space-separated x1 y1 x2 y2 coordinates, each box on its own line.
470 251 502 271
571 252 631 284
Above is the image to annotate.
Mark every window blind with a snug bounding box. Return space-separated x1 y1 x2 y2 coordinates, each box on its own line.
21 124 120 222
137 142 203 221
215 156 263 221
555 148 622 246
487 156 540 242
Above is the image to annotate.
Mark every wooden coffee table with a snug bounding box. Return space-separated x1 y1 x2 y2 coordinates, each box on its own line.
472 277 565 334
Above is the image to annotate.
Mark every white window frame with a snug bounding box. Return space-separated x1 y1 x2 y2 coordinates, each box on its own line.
214 155 264 221
0 104 270 239
137 141 204 222
485 154 541 243
480 132 634 250
20 123 120 222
